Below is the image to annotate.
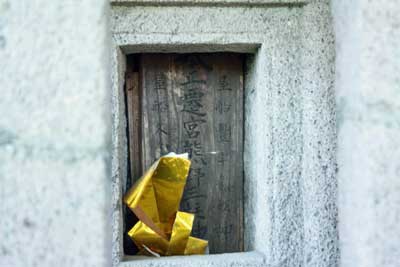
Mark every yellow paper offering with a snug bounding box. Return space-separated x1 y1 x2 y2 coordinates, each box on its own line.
124 153 208 256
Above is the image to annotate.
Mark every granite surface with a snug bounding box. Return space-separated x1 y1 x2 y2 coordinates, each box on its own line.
333 0 400 266
110 0 312 6
3 0 398 266
111 2 338 267
0 1 111 267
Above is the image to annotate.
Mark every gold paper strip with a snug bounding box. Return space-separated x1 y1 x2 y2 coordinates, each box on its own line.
168 211 194 255
123 153 208 256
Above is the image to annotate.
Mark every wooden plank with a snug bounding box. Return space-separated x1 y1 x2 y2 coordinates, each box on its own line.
140 53 244 253
124 56 142 255
126 69 142 187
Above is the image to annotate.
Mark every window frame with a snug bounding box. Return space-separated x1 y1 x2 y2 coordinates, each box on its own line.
110 1 338 266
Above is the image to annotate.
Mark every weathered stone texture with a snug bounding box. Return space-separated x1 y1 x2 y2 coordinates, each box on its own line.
0 1 111 267
3 0 398 266
333 0 400 267
111 2 338 267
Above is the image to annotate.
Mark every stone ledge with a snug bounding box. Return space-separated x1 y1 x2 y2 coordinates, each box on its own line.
110 0 310 7
119 251 265 267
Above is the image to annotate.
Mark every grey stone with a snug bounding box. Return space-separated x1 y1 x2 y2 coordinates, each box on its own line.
110 1 338 266
3 0 398 266
0 1 111 267
332 0 400 267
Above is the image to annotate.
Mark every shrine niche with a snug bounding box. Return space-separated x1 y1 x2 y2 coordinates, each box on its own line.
123 53 245 254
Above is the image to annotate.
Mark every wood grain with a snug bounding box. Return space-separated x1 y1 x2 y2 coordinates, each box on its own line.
124 56 142 255
129 53 244 253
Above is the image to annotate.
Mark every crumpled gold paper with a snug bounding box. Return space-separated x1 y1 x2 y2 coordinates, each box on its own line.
124 153 208 256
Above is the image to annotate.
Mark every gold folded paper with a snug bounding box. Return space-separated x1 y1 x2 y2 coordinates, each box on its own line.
124 153 208 256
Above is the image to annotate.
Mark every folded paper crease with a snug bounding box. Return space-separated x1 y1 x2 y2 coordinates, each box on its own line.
124 153 208 256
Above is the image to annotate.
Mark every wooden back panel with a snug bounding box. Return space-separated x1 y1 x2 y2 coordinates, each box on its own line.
125 53 244 253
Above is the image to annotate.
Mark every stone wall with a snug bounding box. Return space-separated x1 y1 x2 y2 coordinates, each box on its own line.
1 0 399 267
0 1 111 267
110 1 338 266
332 0 400 266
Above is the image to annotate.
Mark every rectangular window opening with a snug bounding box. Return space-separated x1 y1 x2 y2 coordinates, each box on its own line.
123 53 247 256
